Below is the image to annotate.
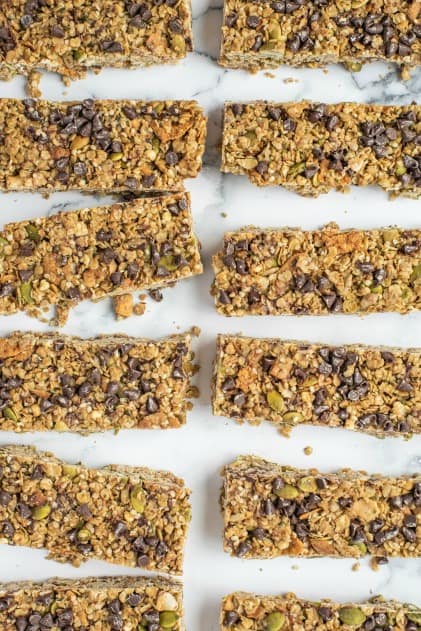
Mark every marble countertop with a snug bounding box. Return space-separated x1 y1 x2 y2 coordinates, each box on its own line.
0 2 420 628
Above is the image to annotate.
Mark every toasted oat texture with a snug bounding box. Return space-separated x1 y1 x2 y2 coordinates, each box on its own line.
221 101 421 198
0 331 195 433
222 456 421 559
0 445 191 573
0 0 193 84
0 99 206 193
212 223 421 316
221 592 421 630
0 575 185 631
213 335 421 438
219 1 421 73
0 192 203 325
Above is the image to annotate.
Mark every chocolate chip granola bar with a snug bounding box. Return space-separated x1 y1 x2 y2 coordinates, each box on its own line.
220 1 421 74
222 456 421 559
221 592 421 631
0 445 191 573
0 99 206 193
212 223 421 316
0 0 193 84
0 192 203 325
0 575 184 631
0 331 195 433
213 334 420 438
221 101 421 198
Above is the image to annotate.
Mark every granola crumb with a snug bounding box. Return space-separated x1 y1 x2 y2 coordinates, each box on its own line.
291 564 299 570
303 446 313 456
352 562 360 572
283 77 298 83
134 301 146 316
26 71 41 98
370 556 389 571
114 294 134 320
221 212 228 218
264 72 275 78
149 288 164 302
401 65 411 81
191 326 201 337
187 385 200 399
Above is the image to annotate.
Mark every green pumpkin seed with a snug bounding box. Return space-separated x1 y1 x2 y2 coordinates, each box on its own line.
73 49 84 61
0 236 8 246
171 34 186 52
77 528 91 542
130 484 146 513
339 607 366 626
288 161 306 177
159 611 179 628
110 152 123 161
300 376 318 388
345 61 362 72
298 476 317 493
19 282 33 304
158 255 179 272
283 411 303 425
370 285 383 294
62 464 78 478
265 611 285 631
152 137 161 153
410 264 421 283
266 390 284 413
25 224 41 242
395 163 406 177
353 542 367 555
3 406 17 422
275 484 298 499
32 504 51 520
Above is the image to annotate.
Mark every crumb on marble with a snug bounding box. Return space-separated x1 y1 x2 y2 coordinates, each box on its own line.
303 446 313 456
134 300 146 316
26 71 41 98
264 72 275 78
283 77 299 84
114 293 134 320
352 562 360 572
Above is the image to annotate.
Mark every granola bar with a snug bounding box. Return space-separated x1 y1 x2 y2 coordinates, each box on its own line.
221 592 421 630
0 99 206 193
0 0 193 84
219 1 421 73
0 331 195 433
212 223 421 316
213 335 421 438
221 101 421 198
0 192 203 325
0 575 184 631
222 455 421 559
0 445 191 573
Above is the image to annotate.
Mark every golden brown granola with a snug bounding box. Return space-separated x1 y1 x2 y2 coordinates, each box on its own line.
219 1 420 74
213 334 421 438
0 331 195 433
0 192 203 324
0 98 206 193
212 223 421 316
222 456 421 560
0 0 193 84
221 101 421 198
0 445 191 574
0 575 185 631
221 592 421 630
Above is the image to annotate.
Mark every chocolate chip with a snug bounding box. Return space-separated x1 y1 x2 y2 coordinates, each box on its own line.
73 161 87 176
233 392 246 406
110 272 123 285
246 15 261 28
146 396 159 413
0 490 11 506
224 611 240 627
165 151 179 166
1 520 14 537
374 526 399 545
256 160 268 175
169 18 183 33
219 290 231 304
101 40 123 52
251 34 263 51
397 378 413 392
51 23 65 37
236 541 251 557
318 607 333 622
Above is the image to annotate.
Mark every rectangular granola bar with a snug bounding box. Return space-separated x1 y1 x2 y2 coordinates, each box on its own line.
0 0 193 83
0 192 203 325
213 334 420 438
0 575 184 631
0 445 191 574
222 455 421 559
221 101 421 198
0 98 206 193
221 592 421 630
0 331 195 433
212 223 421 316
220 1 421 73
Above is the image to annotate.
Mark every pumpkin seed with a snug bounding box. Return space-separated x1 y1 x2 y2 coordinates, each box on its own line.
407 612 421 625
410 264 421 283
395 163 406 177
298 476 317 493
158 255 179 271
32 504 51 520
25 224 41 242
275 484 298 499
283 411 303 425
110 152 123 161
345 61 362 72
288 161 305 177
73 49 84 61
300 376 318 388
339 607 366 626
159 612 179 628
77 528 91 542
62 464 78 478
171 34 186 52
3 406 17 422
265 611 285 631
19 282 33 304
130 484 146 513
353 542 367 555
267 390 284 413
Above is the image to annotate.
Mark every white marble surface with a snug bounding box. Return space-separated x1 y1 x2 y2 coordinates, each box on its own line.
0 3 421 628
